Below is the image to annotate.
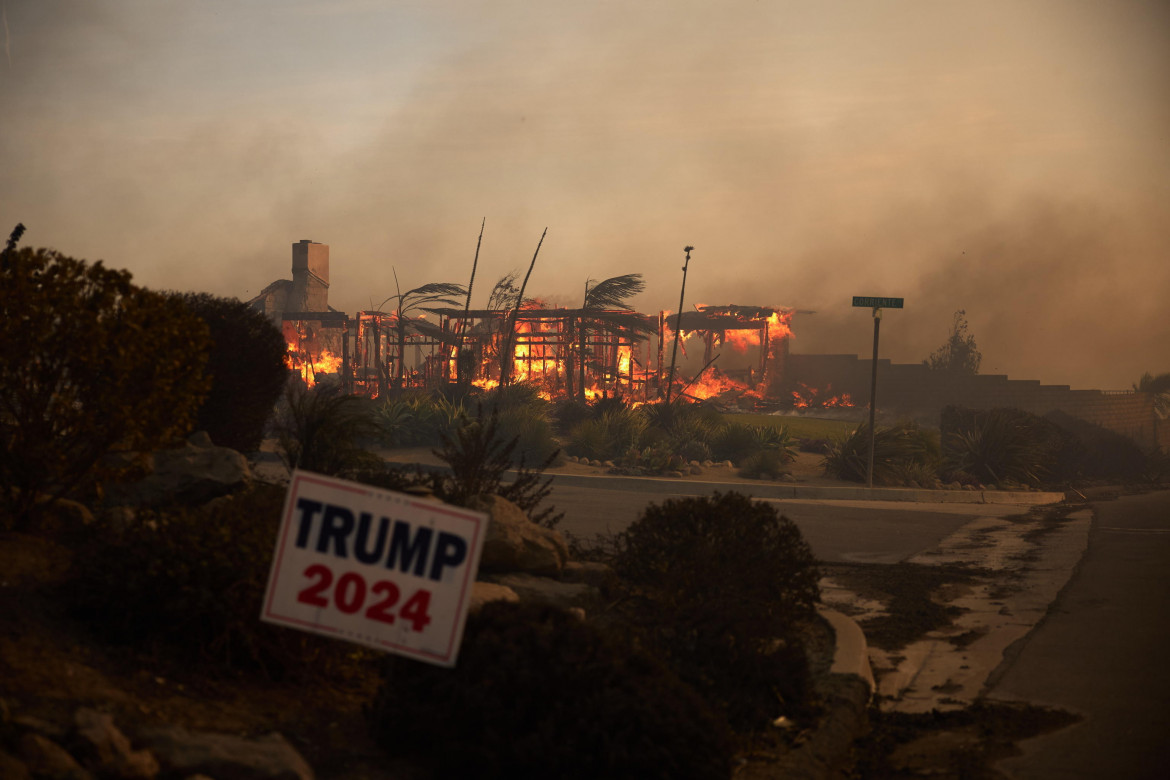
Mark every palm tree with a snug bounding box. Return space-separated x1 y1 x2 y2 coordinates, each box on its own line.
1133 371 1170 418
376 272 467 388
572 274 656 401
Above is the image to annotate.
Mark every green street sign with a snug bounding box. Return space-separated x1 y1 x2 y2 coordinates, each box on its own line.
852 296 904 309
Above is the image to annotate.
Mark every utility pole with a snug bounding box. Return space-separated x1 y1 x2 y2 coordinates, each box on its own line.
664 246 693 405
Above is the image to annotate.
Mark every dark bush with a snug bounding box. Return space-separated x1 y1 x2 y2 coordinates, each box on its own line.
1043 410 1150 482
434 406 563 528
366 601 732 780
65 484 365 679
1 245 212 527
610 492 821 730
823 422 939 485
940 407 1065 487
170 292 290 452
272 384 383 476
738 449 789 480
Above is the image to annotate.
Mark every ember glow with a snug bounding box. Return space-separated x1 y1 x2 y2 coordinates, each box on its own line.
792 383 854 409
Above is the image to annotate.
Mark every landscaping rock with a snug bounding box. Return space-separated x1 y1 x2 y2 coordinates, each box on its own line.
135 727 313 780
469 494 569 576
73 707 159 779
487 573 598 609
469 581 520 613
105 433 251 507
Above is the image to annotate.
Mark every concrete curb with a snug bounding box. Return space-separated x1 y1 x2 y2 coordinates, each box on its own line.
542 471 1066 505
755 610 874 779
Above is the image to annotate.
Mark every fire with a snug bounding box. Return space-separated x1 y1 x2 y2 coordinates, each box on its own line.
792 382 854 409
284 324 342 387
286 344 342 387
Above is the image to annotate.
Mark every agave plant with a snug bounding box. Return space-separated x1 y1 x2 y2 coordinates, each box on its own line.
822 422 939 485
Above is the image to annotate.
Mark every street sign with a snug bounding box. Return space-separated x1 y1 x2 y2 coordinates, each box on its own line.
261 470 487 667
852 296 904 309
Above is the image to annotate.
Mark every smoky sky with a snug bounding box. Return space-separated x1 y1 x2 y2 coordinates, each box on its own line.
2 0 1167 389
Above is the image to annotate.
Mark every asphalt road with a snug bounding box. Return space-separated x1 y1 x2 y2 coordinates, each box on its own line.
548 481 1029 564
986 489 1170 779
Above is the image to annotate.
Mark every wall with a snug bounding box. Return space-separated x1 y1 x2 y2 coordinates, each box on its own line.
785 353 1162 450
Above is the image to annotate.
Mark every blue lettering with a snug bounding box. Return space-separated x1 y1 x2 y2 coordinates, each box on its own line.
386 523 433 578
294 498 324 549
354 513 389 565
429 532 468 582
317 504 354 558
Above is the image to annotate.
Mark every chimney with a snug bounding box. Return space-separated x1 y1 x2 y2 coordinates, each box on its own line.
291 239 329 312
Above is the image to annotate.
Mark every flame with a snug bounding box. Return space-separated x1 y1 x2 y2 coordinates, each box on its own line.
792 382 854 409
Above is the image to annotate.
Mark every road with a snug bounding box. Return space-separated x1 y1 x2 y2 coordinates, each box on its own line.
547 480 1030 564
986 489 1170 779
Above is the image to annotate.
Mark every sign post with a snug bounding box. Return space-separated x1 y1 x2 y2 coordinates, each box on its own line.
261 470 487 667
852 297 904 487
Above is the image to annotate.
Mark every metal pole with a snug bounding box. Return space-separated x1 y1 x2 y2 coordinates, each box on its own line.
665 246 693 405
866 307 882 487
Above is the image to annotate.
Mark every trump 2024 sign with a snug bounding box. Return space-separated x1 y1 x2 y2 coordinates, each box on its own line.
261 470 487 667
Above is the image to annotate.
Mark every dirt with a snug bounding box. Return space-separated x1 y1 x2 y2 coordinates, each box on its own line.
0 530 411 779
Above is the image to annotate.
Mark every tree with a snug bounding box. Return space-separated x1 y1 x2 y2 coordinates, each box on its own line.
1 241 212 526
924 309 982 374
169 292 290 451
376 274 467 388
1133 371 1170 419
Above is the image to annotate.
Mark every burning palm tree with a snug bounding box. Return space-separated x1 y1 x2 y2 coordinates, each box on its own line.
571 274 656 401
377 274 467 389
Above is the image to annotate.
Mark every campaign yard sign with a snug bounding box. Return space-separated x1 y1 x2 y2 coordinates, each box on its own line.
261 470 487 667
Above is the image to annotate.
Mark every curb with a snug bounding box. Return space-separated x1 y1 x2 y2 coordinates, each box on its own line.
541 471 1066 505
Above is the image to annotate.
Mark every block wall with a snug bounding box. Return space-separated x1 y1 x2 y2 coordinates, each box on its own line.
785 354 1160 449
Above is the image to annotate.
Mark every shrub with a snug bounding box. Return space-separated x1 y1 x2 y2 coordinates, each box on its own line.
169 292 290 452
366 601 732 780
709 421 796 464
375 391 463 448
610 492 821 730
66 484 365 679
272 384 382 476
566 408 646 461
1 244 212 527
940 407 1062 487
1044 410 1150 483
738 449 789 480
822 422 939 485
432 406 563 528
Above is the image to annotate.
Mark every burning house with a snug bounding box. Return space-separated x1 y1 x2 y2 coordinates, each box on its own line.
248 241 805 406
248 240 346 386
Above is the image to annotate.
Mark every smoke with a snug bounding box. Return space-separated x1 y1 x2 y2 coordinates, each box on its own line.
1 1 1167 390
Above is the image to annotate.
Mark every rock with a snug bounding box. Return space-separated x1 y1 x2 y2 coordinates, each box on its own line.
135 727 313 780
106 433 252 507
19 733 91 780
468 495 569 576
561 561 613 587
469 581 520 613
0 749 31 780
73 708 159 779
487 573 598 609
689 465 703 475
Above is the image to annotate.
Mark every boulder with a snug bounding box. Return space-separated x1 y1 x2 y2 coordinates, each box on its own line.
106 432 251 507
469 581 520 613
18 733 90 780
73 708 159 779
561 561 613 588
487 573 598 609
468 495 569 576
135 727 312 780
